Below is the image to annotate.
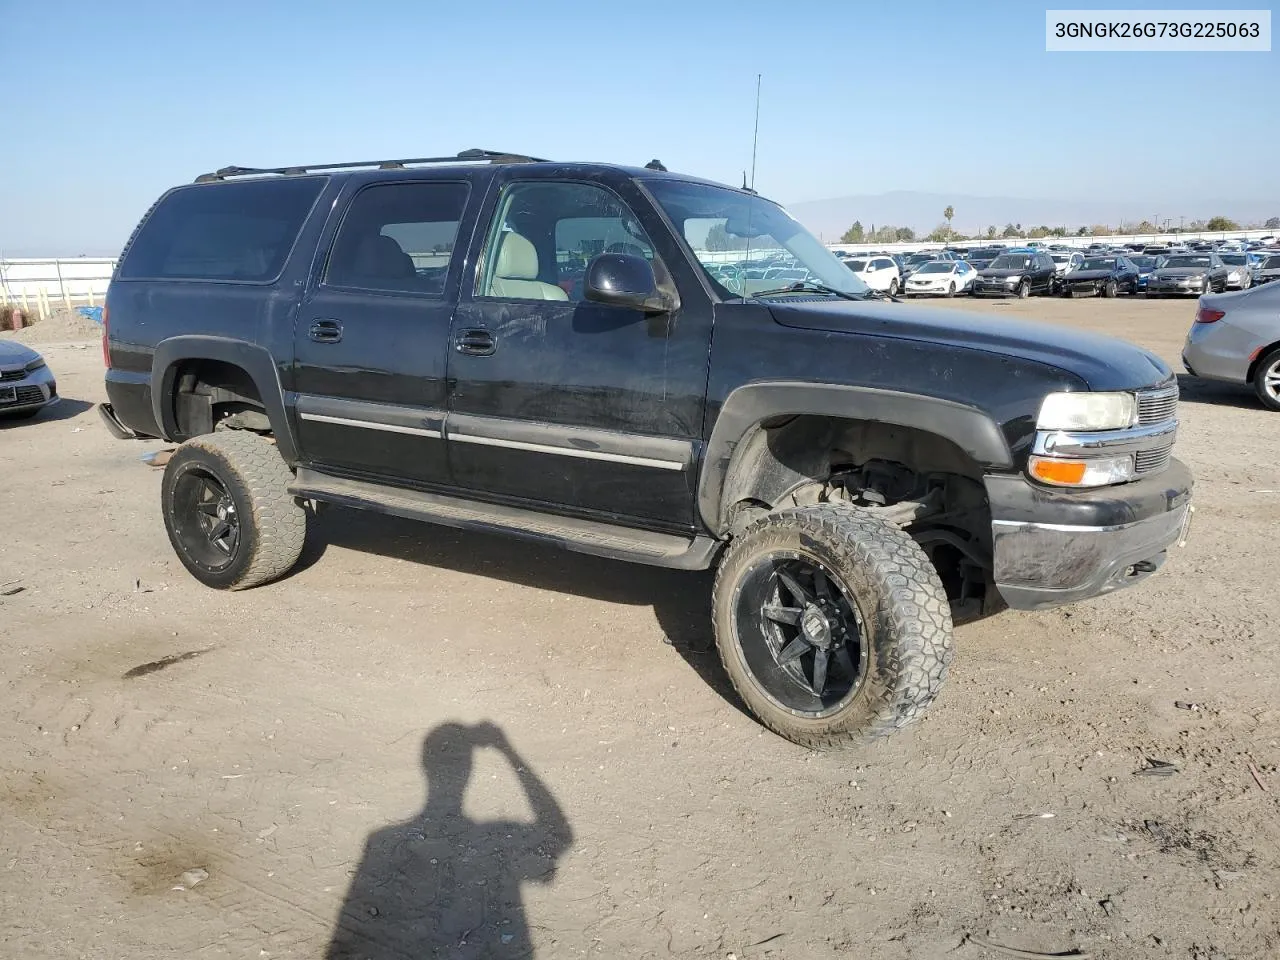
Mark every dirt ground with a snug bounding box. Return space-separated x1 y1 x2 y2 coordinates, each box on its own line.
2 296 1277 960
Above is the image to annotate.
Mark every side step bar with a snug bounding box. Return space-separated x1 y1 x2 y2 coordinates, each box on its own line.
289 468 721 571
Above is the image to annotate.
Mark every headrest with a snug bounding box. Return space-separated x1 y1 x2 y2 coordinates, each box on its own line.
494 232 538 280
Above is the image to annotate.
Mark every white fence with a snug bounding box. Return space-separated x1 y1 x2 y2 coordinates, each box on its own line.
0 258 116 319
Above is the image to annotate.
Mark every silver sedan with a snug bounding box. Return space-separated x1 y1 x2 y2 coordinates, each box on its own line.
0 340 59 420
1183 282 1280 410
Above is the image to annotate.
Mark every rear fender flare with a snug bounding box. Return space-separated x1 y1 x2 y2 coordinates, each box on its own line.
698 381 1013 534
151 336 297 463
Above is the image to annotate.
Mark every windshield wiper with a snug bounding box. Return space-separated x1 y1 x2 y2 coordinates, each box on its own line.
750 281 887 302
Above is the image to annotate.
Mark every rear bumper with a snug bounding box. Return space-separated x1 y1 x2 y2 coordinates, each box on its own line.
985 459 1193 610
103 370 160 438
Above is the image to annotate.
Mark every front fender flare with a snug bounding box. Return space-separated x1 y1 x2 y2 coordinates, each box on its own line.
150 336 297 464
698 381 1013 534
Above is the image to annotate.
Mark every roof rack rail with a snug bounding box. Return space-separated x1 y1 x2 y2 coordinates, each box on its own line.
193 148 548 183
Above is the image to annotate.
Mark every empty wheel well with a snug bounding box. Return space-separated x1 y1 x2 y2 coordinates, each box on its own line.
1247 340 1280 383
171 359 271 439
721 415 997 617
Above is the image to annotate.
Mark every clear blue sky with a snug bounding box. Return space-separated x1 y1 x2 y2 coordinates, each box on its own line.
2 0 1276 255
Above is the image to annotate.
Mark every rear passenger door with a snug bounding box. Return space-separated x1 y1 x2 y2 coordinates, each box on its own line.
290 179 471 486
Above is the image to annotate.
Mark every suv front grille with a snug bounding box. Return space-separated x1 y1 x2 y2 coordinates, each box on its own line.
1137 383 1178 425
0 368 26 382
1135 445 1173 474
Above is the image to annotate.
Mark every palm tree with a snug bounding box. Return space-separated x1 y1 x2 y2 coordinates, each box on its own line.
943 205 955 238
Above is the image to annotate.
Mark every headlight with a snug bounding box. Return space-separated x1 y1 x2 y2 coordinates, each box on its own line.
1028 454 1135 487
24 357 46 372
1227 271 1240 281
1037 391 1137 431
1004 275 1021 284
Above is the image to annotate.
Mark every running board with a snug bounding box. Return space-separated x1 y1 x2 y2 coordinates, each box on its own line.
289 468 721 570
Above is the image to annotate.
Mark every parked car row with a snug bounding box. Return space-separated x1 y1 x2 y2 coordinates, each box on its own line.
830 241 1280 300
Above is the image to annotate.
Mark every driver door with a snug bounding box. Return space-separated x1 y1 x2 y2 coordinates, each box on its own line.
445 176 711 527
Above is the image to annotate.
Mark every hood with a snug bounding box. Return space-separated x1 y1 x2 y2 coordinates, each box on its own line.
766 298 1169 391
1154 267 1208 278
1064 269 1115 282
978 268 1026 278
0 340 40 367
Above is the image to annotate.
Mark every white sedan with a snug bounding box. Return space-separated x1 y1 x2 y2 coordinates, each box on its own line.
903 259 977 297
843 255 901 294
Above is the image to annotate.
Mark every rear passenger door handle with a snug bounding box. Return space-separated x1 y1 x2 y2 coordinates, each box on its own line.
309 319 343 344
455 329 496 356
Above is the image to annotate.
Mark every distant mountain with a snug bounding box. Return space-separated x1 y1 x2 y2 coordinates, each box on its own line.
785 190 1280 241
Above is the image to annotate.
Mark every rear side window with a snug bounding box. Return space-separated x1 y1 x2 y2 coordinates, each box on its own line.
325 181 469 295
118 177 325 282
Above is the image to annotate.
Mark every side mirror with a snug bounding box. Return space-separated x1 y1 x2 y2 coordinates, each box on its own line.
584 254 674 313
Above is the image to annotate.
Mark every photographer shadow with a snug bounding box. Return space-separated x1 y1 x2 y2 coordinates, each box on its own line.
326 722 571 959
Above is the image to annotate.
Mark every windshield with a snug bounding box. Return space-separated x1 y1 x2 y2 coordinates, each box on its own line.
989 254 1030 269
645 179 869 297
1080 258 1117 270
1164 256 1210 268
906 254 937 266
917 262 952 274
1131 256 1156 269
1219 254 1247 265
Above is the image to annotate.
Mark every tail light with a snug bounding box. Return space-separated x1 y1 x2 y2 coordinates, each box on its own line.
1195 307 1224 324
101 304 111 368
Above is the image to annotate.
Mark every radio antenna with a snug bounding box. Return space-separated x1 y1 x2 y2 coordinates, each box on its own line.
749 73 762 190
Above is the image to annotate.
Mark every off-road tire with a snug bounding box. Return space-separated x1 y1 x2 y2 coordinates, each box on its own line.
1252 348 1280 412
712 504 954 748
161 430 306 590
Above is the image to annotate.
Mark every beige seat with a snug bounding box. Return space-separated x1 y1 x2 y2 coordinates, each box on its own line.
488 232 568 301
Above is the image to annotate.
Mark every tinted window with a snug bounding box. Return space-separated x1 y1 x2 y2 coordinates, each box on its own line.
326 181 469 295
119 177 325 282
990 254 1030 269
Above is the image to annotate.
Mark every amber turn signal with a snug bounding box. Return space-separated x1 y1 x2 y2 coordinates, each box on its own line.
1028 457 1088 486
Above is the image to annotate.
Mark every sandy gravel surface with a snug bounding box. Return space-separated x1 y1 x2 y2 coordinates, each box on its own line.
1 297 1276 960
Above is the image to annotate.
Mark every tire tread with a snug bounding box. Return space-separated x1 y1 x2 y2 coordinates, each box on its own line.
713 504 954 748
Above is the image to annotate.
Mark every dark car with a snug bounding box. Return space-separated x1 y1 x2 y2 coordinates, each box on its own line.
971 251 1058 298
966 247 1005 271
1148 253 1229 296
1253 253 1280 285
1130 255 1160 291
1058 256 1141 297
98 149 1192 747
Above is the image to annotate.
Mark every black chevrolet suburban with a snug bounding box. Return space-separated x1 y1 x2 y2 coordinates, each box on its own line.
99 150 1192 747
